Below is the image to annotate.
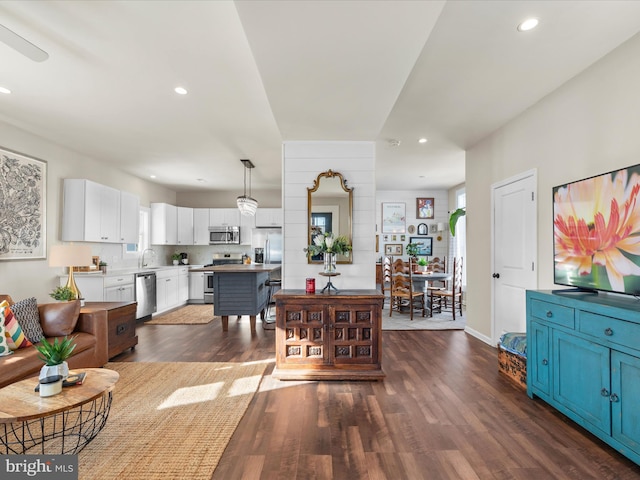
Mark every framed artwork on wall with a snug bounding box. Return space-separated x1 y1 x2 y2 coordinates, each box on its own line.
0 147 47 260
416 197 434 219
382 202 406 233
417 223 428 235
409 236 433 256
384 243 403 256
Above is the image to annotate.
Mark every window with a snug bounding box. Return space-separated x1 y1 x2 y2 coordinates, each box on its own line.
453 189 466 289
124 207 150 255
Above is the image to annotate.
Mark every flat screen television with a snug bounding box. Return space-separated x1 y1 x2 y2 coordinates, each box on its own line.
553 163 640 295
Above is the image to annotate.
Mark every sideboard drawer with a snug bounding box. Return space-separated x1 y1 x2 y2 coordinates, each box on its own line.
530 299 575 329
579 311 640 351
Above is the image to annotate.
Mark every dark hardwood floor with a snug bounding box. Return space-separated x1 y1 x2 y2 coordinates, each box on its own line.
115 314 640 479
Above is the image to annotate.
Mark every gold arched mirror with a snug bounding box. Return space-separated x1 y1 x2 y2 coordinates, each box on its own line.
307 170 353 264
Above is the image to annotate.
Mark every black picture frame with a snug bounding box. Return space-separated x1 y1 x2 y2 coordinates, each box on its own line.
409 236 433 256
417 223 428 235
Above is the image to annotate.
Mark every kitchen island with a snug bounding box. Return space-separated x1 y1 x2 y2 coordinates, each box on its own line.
189 264 281 332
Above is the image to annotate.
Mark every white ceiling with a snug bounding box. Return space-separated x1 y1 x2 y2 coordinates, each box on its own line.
1 0 640 194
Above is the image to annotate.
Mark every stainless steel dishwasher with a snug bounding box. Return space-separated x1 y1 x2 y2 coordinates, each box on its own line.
135 272 157 320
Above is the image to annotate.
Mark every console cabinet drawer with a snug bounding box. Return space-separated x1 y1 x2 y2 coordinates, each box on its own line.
579 312 640 351
530 299 575 329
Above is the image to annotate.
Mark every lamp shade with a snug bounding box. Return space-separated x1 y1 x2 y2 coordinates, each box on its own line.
237 195 258 217
437 223 445 232
49 245 93 267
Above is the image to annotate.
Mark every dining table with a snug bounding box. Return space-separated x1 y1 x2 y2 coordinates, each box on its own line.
410 271 451 293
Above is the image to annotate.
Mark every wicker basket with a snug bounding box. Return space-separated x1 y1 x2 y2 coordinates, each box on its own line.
497 345 526 390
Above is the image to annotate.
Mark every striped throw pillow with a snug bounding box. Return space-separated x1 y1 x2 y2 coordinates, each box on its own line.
1 300 33 350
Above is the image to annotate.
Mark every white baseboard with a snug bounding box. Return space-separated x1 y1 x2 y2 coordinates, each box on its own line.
464 326 494 346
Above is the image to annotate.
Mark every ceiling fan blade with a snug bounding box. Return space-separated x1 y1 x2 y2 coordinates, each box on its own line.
0 23 49 62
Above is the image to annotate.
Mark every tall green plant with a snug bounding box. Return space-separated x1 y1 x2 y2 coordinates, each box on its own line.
449 208 466 237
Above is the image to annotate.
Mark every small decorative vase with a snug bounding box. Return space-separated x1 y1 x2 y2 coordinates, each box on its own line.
40 361 69 382
323 253 337 274
173 260 179 265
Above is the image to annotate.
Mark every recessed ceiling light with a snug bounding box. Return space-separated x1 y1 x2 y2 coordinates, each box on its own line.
0 86 11 94
197 178 206 183
518 18 539 32
174 87 188 95
418 138 428 144
150 174 156 179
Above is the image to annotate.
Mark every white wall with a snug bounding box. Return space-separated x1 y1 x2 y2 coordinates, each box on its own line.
465 31 640 341
375 189 448 262
0 120 176 303
282 141 376 290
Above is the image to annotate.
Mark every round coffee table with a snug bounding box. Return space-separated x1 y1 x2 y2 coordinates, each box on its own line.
0 368 119 454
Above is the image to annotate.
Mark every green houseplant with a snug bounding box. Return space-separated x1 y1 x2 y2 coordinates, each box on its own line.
36 336 77 381
49 286 75 301
417 257 429 272
405 243 420 258
171 253 181 265
449 208 466 237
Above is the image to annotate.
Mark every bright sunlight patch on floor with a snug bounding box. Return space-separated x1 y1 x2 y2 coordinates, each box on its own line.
228 375 264 397
157 382 224 410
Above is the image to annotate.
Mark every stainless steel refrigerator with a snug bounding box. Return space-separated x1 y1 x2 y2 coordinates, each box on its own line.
253 228 282 264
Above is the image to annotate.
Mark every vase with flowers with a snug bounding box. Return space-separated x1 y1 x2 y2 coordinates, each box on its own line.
304 232 352 273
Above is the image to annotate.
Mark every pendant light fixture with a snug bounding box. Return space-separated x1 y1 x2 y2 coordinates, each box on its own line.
237 159 258 216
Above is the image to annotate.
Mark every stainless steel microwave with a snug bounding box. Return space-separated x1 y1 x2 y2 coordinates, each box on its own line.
209 226 240 245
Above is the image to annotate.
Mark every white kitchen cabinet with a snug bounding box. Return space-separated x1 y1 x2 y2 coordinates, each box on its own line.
151 203 178 245
209 208 240 227
62 179 121 243
155 267 187 314
177 207 194 245
193 208 210 245
119 190 140 244
104 274 135 302
189 271 205 302
255 208 283 227
59 273 134 302
178 267 189 303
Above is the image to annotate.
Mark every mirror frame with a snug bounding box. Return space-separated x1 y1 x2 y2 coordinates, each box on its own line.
307 170 354 264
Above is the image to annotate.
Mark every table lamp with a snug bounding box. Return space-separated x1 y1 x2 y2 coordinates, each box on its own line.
49 244 93 301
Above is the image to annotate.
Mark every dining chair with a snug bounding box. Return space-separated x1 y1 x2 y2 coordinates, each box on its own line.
429 257 463 320
426 257 447 292
389 258 425 320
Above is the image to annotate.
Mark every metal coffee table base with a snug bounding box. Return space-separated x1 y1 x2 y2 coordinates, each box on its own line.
0 391 113 455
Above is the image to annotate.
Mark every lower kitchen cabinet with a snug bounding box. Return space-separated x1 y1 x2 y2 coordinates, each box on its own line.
82 301 138 359
60 274 134 302
273 289 385 381
189 271 205 303
527 290 640 466
155 267 188 314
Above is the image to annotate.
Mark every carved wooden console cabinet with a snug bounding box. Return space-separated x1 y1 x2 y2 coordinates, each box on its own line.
273 290 385 380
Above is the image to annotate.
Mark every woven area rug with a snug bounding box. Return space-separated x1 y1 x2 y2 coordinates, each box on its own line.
78 361 266 480
146 304 217 325
381 306 466 330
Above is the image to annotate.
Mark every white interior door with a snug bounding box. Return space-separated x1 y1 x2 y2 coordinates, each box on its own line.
492 171 537 345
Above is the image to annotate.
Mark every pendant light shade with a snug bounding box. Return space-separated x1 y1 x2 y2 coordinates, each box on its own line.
237 159 258 216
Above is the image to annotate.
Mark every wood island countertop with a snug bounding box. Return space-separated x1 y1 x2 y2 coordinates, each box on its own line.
189 264 281 273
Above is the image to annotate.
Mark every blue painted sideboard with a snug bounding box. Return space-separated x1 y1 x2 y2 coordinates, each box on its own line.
526 290 640 465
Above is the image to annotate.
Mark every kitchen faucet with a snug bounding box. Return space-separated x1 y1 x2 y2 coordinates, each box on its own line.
140 248 156 268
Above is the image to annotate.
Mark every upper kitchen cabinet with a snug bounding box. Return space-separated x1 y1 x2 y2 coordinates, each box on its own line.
151 203 177 245
62 179 122 243
193 208 210 245
176 207 193 245
209 208 240 227
119 191 140 244
255 208 283 228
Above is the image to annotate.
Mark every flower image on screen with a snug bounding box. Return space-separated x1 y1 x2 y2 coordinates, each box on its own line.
553 163 640 295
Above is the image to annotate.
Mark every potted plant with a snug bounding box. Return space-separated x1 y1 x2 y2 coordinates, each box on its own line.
49 286 76 301
417 257 429 273
405 243 420 258
171 253 181 265
99 261 108 273
304 232 352 273
36 336 76 381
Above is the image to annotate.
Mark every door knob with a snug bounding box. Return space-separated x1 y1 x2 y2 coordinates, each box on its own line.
492 273 500 278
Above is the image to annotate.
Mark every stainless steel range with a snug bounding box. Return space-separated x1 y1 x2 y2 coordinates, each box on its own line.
203 253 243 304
